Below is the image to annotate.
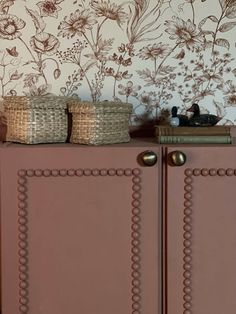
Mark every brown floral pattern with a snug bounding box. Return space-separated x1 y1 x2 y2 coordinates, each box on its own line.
165 17 205 50
58 9 97 38
138 43 171 60
0 0 236 125
0 0 15 14
37 0 62 18
30 32 60 55
0 14 25 40
91 0 127 26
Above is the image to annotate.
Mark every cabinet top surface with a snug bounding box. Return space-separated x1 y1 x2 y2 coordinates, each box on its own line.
0 138 234 149
0 138 158 149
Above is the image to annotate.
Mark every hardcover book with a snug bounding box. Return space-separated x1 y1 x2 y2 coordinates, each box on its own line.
155 126 230 137
156 135 232 144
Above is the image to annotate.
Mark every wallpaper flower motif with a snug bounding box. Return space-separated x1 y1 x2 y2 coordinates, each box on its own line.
0 14 25 39
58 9 97 38
165 17 205 50
0 0 236 126
30 32 60 55
91 0 127 25
37 0 62 18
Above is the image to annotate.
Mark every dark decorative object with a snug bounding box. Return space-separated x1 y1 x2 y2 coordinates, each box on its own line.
187 103 222 127
170 106 189 126
130 109 171 138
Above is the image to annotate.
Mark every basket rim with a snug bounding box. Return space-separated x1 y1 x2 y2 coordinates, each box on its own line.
3 96 70 109
68 100 133 113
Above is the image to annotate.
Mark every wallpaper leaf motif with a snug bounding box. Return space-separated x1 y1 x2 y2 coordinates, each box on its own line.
0 0 236 126
215 37 230 49
25 7 46 33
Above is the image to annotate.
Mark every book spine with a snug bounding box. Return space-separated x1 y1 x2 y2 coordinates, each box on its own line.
158 135 232 144
156 127 230 136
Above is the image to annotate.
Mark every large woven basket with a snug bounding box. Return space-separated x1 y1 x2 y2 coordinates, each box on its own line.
3 96 69 144
68 100 133 145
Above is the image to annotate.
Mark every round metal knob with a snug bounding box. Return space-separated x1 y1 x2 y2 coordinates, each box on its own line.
139 151 157 166
168 150 186 166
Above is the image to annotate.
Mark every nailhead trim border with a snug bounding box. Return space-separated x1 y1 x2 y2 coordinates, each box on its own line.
183 168 235 314
17 168 142 314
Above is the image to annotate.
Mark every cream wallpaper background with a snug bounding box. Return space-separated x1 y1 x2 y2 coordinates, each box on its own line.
1 0 236 125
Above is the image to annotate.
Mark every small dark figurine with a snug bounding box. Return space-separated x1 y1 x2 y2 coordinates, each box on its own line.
187 103 222 127
170 106 189 127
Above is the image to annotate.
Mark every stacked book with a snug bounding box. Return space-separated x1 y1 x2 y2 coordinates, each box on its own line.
155 125 232 144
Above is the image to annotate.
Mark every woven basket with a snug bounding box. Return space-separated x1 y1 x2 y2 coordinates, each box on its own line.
4 96 69 144
68 101 133 145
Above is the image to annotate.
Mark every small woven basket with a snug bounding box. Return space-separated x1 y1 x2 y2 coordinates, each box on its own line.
68 100 133 145
4 96 69 144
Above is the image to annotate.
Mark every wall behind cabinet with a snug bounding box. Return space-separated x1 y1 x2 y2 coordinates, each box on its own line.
0 0 236 125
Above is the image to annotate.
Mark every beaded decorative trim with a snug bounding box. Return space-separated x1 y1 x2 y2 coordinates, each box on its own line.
17 170 29 314
183 169 194 314
17 167 142 314
183 167 235 314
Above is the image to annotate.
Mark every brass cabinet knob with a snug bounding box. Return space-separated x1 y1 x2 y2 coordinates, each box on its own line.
168 150 186 166
139 151 158 166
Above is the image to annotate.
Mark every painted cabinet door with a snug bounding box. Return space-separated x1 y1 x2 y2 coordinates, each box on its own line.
165 146 236 314
0 143 161 314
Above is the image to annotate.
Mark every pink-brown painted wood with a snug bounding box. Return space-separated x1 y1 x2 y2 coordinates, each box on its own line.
165 146 236 314
0 142 161 314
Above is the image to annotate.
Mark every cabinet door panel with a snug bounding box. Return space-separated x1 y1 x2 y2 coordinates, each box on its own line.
165 147 236 314
1 144 160 314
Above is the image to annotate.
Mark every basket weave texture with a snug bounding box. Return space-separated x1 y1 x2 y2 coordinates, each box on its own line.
4 96 69 144
68 101 133 145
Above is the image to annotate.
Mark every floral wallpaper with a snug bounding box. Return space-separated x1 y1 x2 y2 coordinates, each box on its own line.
1 0 236 126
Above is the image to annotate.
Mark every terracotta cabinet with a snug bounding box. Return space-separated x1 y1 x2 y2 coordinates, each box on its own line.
1 141 236 314
165 146 236 314
0 142 161 314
